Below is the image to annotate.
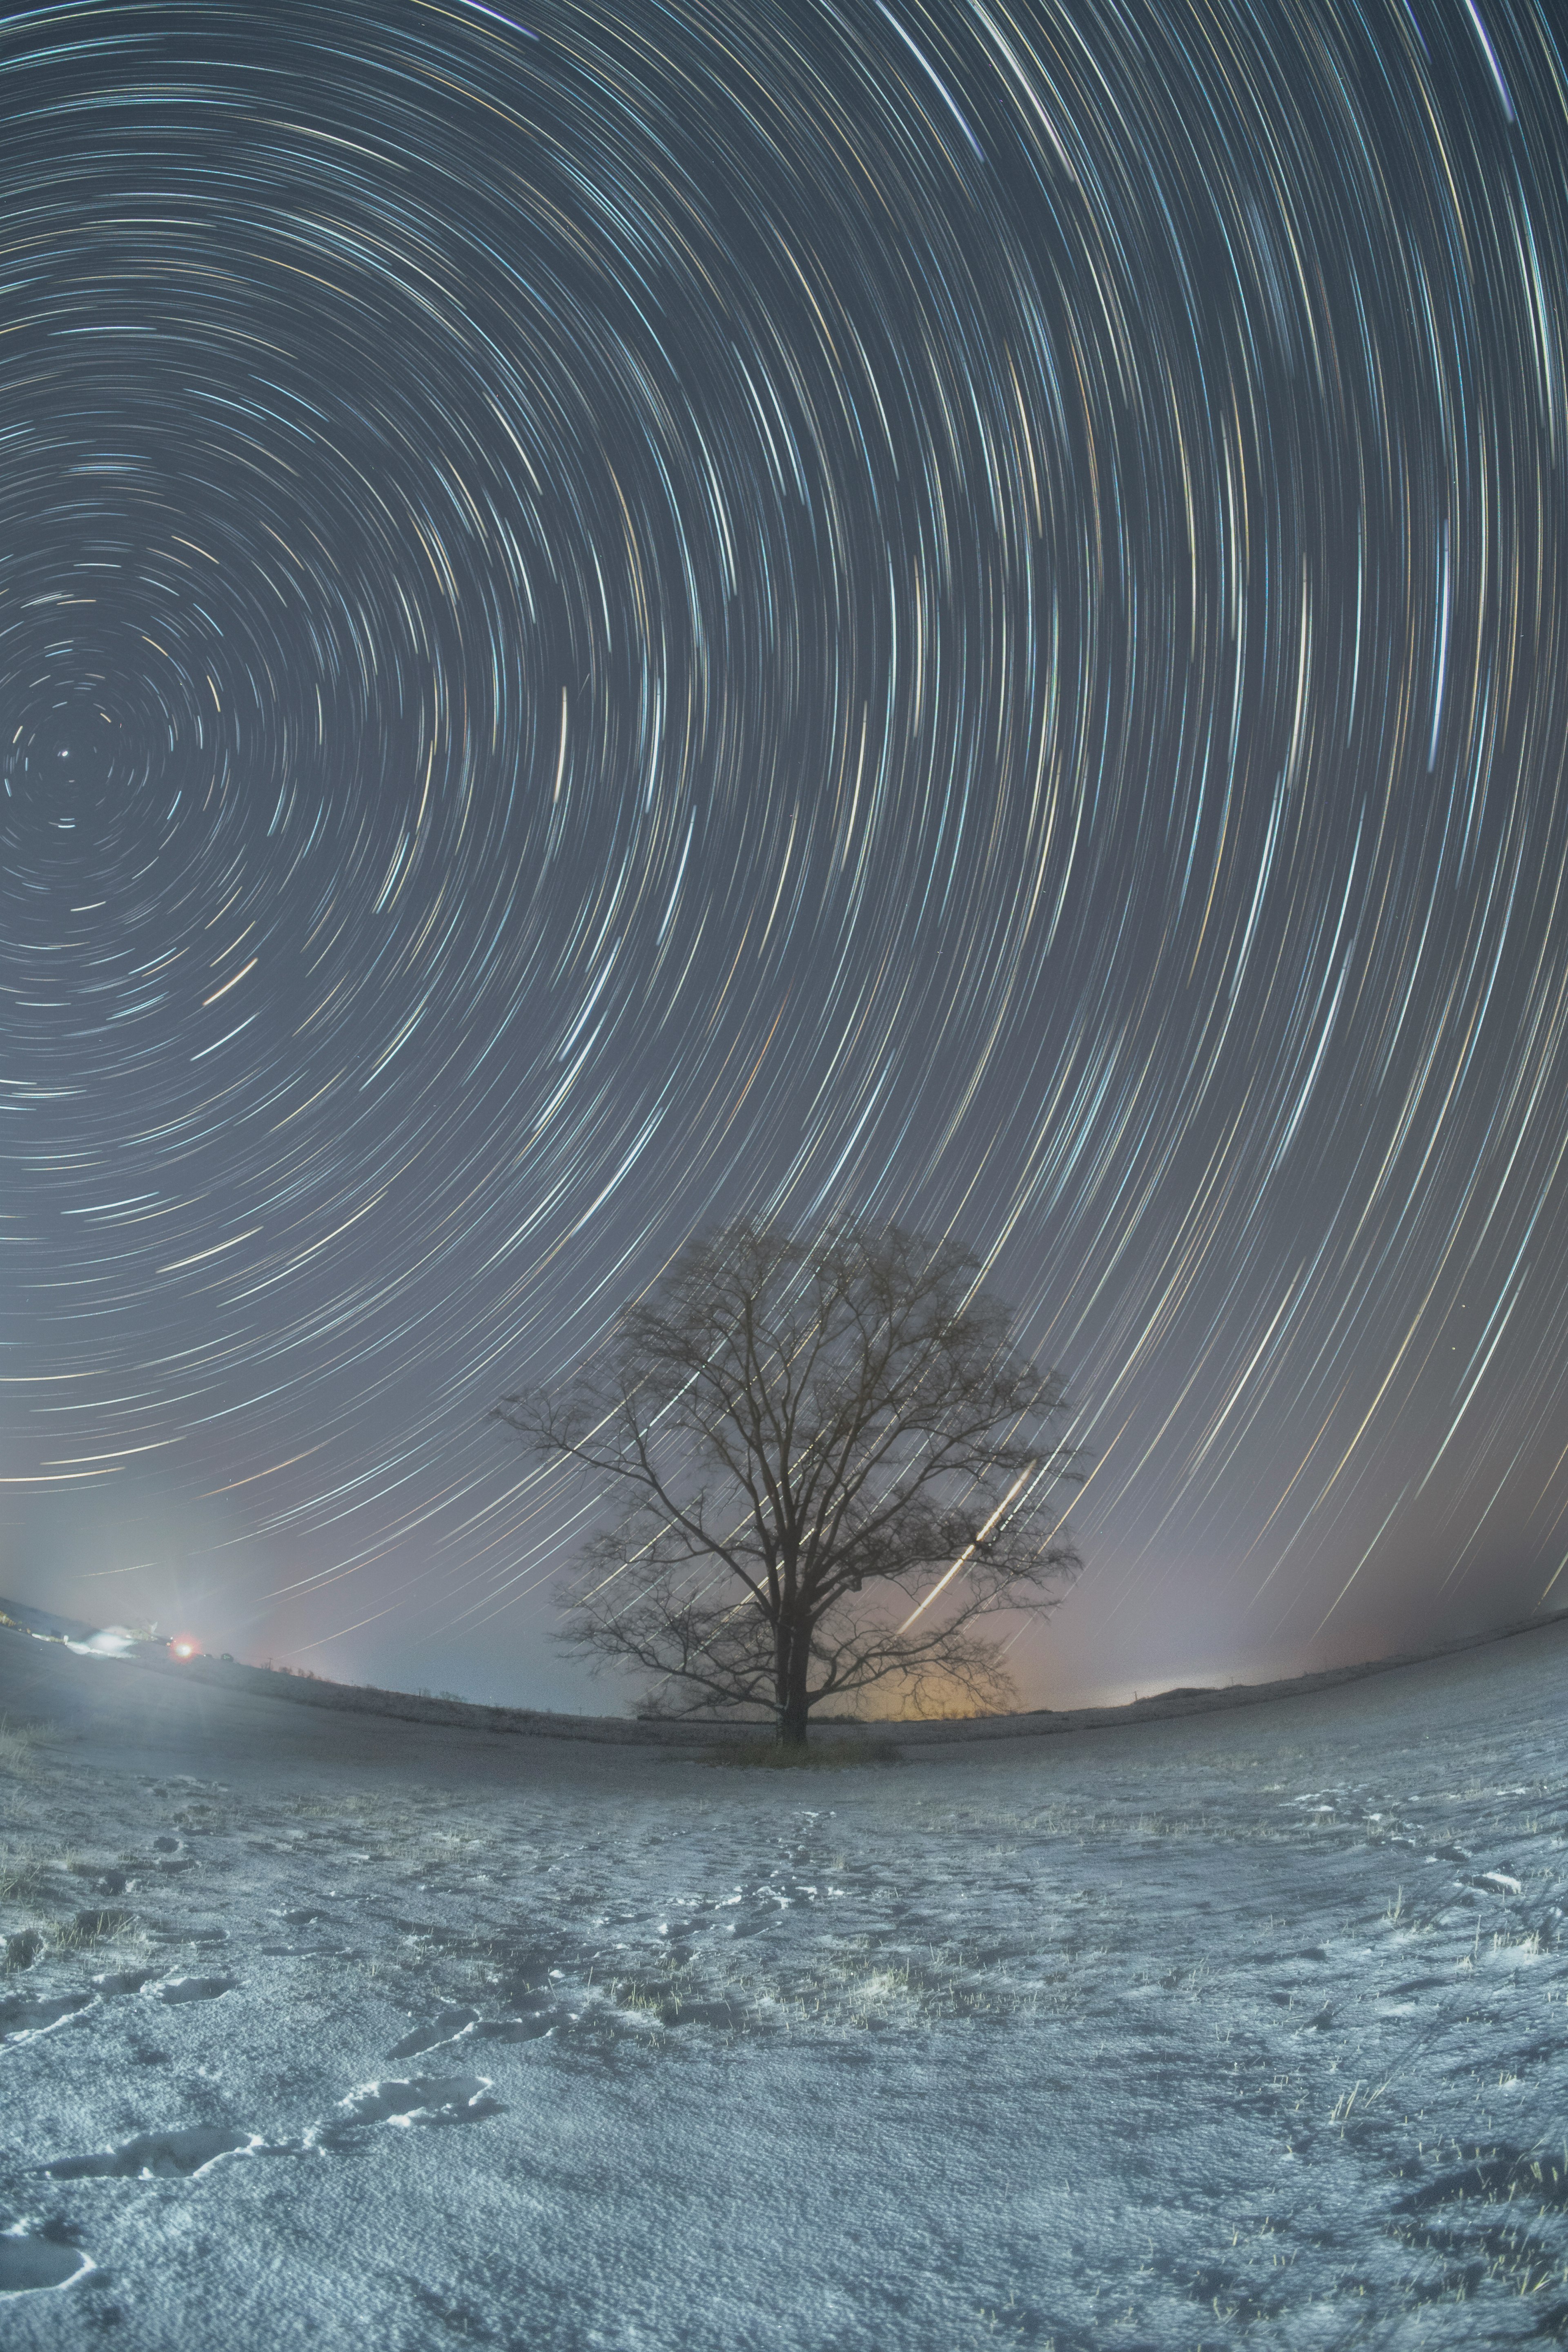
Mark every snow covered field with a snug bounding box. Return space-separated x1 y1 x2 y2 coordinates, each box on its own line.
2 1618 1565 2350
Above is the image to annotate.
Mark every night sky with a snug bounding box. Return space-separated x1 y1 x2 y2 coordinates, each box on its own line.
3 0 1566 1713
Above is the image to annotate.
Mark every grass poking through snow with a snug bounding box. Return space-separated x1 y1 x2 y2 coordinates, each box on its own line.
0 1717 47 1779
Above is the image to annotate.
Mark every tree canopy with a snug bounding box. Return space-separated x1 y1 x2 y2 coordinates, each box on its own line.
494 1219 1084 1745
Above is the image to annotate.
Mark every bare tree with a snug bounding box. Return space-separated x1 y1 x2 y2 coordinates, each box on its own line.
493 1220 1084 1747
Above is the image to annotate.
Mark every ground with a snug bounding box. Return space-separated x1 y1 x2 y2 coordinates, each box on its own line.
1 1617 1565 2348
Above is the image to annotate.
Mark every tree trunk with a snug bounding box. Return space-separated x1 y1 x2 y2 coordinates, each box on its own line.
775 1688 810 1749
774 1614 811 1749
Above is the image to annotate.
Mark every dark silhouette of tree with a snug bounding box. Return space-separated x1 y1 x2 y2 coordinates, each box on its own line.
493 1220 1084 1747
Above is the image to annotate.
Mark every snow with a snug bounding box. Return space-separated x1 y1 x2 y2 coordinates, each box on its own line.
2 1616 1565 2348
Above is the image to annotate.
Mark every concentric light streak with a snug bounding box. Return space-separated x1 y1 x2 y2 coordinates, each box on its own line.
2 0 1565 1699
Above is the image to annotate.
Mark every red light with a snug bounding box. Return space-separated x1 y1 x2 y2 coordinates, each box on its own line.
170 1639 198 1660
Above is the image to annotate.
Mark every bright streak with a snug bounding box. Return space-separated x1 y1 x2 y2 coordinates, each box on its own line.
1460 0 1515 120
873 0 985 163
897 1462 1036 1633
454 0 538 35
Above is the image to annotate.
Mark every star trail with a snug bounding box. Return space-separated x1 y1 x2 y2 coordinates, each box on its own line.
2 0 1566 1708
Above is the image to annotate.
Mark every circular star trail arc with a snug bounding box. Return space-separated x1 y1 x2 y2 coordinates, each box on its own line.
1 0 1565 1699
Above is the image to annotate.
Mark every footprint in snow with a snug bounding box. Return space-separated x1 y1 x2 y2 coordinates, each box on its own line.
0 1968 177 2047
306 2076 499 2147
44 2126 264 2180
387 2005 479 2060
153 1975 237 2004
389 2006 556 2060
94 1969 159 1997
0 2232 95 2296
0 1991 97 2049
